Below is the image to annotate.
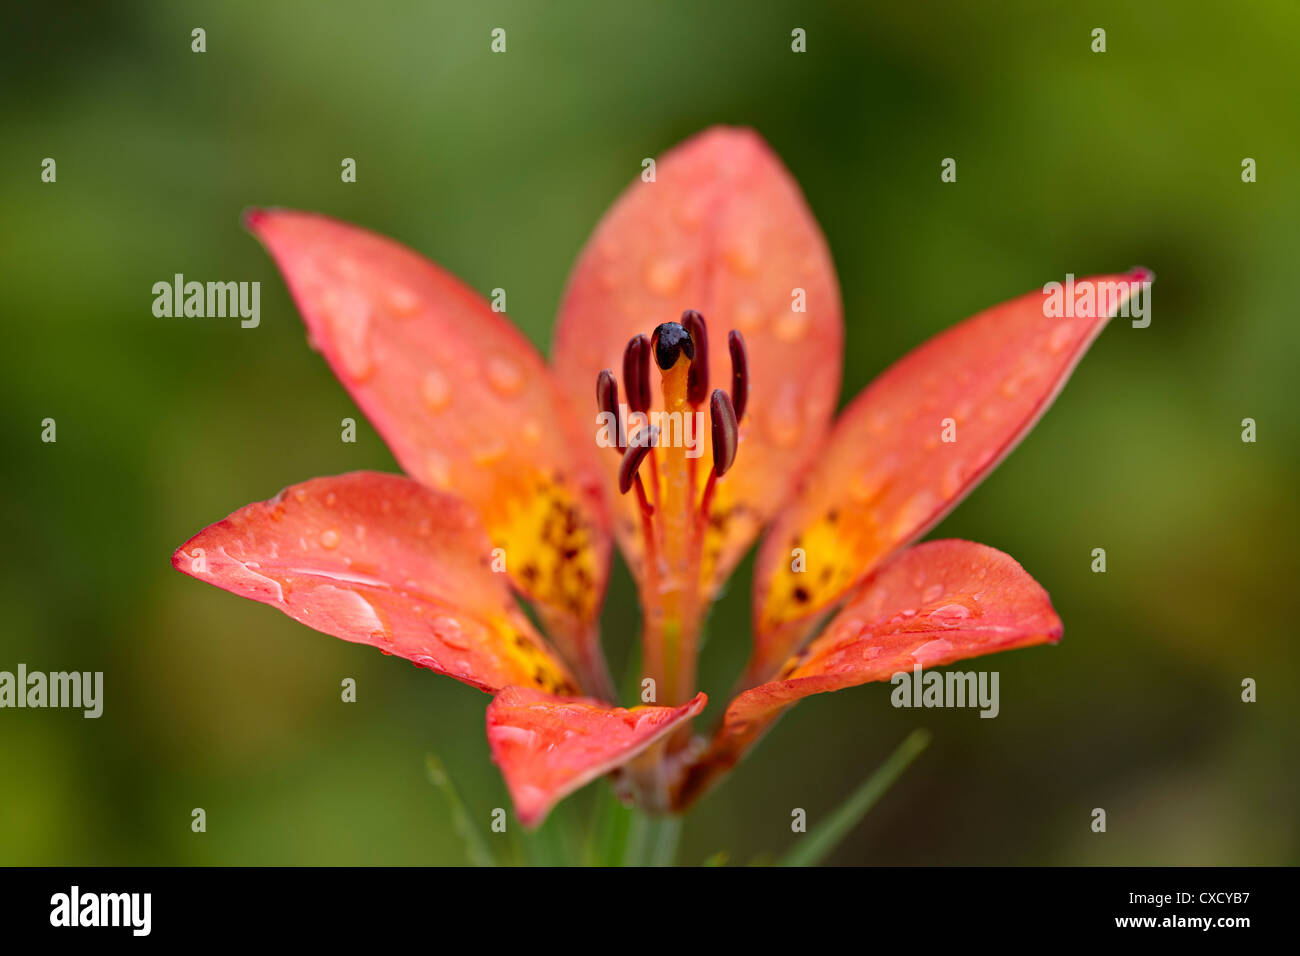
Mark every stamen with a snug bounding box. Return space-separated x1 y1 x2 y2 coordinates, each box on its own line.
623 335 651 413
709 388 738 477
728 330 749 421
618 426 659 494
681 310 709 405
596 368 619 420
651 321 694 370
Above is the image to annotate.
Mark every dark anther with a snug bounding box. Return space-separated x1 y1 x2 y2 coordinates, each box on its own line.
618 427 660 494
709 389 738 478
681 310 709 404
651 321 694 370
728 330 749 421
596 369 619 418
623 334 651 413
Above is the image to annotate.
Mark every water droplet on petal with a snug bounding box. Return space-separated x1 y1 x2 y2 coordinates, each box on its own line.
431 615 469 650
423 452 452 489
940 461 965 498
912 637 954 666
323 289 374 382
674 198 706 231
644 257 686 296
723 235 760 277
922 583 944 602
1048 320 1075 354
865 410 891 436
386 285 421 317
774 310 809 343
486 355 525 397
422 370 452 411
931 603 971 626
597 266 620 291
733 299 762 332
319 528 341 549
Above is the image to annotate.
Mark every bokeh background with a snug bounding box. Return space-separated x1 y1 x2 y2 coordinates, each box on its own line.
2 1 1296 865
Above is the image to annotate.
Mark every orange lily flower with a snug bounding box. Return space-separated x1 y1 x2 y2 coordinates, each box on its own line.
173 126 1149 827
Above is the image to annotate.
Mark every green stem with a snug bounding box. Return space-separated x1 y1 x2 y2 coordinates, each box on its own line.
621 811 682 866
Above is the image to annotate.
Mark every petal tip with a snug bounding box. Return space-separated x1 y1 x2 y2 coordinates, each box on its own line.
241 206 270 233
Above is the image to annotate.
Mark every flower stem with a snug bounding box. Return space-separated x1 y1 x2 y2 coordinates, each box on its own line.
621 811 682 867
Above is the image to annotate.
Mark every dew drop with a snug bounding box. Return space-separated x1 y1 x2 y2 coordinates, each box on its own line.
644 256 686 296
723 235 760 277
922 583 944 603
773 309 809 343
431 615 470 650
319 528 341 550
851 460 894 505
1048 320 1075 354
733 299 762 332
323 289 374 382
386 285 421 317
940 461 965 498
674 198 706 231
423 452 452 489
911 638 954 666
495 726 538 747
632 711 666 733
486 355 525 397
931 603 971 626
421 370 452 411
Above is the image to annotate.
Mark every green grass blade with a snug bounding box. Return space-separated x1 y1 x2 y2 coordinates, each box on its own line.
588 782 632 865
779 728 932 867
425 754 498 867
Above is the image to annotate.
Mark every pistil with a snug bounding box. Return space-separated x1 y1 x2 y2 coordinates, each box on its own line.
596 312 747 807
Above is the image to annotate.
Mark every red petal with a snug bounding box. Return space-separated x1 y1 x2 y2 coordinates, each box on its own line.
487 686 706 827
172 472 578 695
551 127 843 592
246 210 611 679
678 541 1060 807
749 270 1148 681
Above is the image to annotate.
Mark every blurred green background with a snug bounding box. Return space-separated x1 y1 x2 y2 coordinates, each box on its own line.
2 0 1296 865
